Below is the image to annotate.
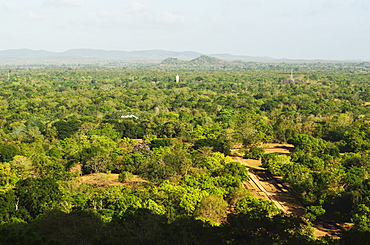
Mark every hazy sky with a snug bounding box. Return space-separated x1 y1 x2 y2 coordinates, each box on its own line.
1 0 369 60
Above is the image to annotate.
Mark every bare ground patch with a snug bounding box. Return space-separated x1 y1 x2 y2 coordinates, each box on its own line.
80 173 146 188
263 143 294 154
312 221 353 238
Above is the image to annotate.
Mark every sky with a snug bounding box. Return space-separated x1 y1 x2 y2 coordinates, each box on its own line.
0 0 370 60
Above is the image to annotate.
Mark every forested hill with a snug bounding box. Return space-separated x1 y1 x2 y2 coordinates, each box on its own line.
160 55 231 68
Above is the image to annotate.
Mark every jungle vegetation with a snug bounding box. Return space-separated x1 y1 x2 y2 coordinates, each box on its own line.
0 62 370 244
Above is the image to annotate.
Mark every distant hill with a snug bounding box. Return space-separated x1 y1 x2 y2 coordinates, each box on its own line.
159 55 235 68
0 49 55 59
160 57 188 65
190 55 229 66
0 48 275 62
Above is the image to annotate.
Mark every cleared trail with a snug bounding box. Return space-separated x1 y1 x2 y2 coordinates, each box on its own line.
232 156 304 216
231 143 351 238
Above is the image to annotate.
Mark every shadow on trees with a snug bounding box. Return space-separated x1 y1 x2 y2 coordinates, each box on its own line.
0 208 326 245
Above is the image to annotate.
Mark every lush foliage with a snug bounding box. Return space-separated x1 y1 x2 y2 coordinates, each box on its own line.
1 65 370 244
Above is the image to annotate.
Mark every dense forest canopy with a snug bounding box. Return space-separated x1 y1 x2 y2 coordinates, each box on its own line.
0 62 370 244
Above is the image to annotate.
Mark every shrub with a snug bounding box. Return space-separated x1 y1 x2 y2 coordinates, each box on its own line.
118 171 134 183
244 146 265 160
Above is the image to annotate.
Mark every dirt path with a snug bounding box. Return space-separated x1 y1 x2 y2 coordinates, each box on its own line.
232 156 305 216
231 143 348 238
248 170 290 213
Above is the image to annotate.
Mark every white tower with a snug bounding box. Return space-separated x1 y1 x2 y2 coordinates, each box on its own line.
176 75 179 83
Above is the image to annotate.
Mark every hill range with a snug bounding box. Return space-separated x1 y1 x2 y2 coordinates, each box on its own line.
0 48 274 62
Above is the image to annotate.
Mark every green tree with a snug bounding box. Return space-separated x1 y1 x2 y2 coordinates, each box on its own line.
0 143 20 162
53 117 82 139
244 146 265 160
304 205 326 221
118 171 134 183
15 177 62 219
262 153 291 175
288 134 328 153
195 195 228 224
